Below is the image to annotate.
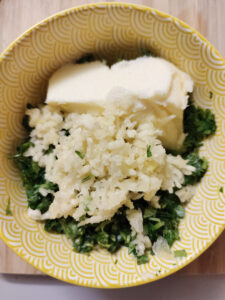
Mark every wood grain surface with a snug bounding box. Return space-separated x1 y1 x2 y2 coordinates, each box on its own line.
0 0 224 275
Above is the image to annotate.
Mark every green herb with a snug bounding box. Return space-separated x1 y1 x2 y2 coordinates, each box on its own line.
84 206 90 212
114 259 118 264
79 215 86 222
137 254 149 265
184 153 208 186
9 141 34 159
152 221 165 231
6 197 12 216
144 191 183 247
61 129 70 136
44 218 64 233
183 99 216 153
147 145 152 158
132 191 183 249
219 187 224 193
22 105 34 133
150 249 155 256
141 48 154 57
143 207 157 219
174 249 187 258
14 140 58 213
75 150 85 159
83 197 92 212
43 194 185 264
116 56 124 63
43 144 55 155
174 205 185 218
76 54 95 64
149 217 161 222
45 208 134 257
209 91 213 99
82 174 93 183
96 231 110 248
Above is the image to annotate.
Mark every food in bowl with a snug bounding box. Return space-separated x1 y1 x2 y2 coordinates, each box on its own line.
12 53 216 264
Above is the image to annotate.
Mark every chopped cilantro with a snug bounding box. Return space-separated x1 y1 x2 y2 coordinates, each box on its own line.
114 259 118 264
174 205 185 218
137 254 149 265
44 218 64 233
22 106 34 133
174 249 187 258
183 153 208 186
6 197 12 216
209 91 213 99
152 220 165 231
75 150 85 159
143 207 156 219
150 249 155 256
45 207 134 258
61 128 70 136
149 217 161 222
82 197 92 213
143 191 183 247
219 186 224 193
141 48 154 57
37 190 185 263
10 141 34 159
84 206 90 212
147 145 152 158
13 140 58 213
43 144 55 155
79 215 86 222
183 99 216 153
76 54 95 64
82 174 93 183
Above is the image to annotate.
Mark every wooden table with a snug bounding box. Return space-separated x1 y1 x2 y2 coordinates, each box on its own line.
0 0 225 275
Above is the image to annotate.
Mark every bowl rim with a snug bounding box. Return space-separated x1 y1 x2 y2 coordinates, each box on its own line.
0 1 225 288
1 2 225 63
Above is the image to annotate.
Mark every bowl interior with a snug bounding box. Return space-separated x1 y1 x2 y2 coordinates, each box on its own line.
0 3 225 288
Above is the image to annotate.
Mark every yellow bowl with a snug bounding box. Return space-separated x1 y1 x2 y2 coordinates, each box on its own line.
0 2 225 288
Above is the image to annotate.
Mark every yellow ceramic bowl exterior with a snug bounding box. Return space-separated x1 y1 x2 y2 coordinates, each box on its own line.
0 2 225 288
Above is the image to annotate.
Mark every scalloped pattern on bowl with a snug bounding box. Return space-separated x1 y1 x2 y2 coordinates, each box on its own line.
0 3 225 288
